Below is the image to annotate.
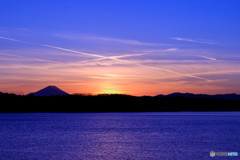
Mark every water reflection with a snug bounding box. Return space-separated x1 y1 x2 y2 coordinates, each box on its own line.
0 113 239 160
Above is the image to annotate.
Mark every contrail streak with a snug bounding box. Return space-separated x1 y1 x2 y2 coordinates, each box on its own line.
198 55 217 61
43 44 105 59
0 36 35 45
0 36 22 42
109 53 146 59
0 52 59 63
137 62 210 81
171 37 216 45
0 36 210 81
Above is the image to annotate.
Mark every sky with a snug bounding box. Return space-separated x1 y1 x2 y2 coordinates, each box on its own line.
0 0 240 95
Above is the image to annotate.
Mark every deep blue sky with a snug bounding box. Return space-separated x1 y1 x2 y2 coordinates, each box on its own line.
1 0 240 43
0 0 240 95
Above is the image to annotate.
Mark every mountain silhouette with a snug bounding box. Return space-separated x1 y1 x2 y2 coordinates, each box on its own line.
156 92 240 100
28 86 69 96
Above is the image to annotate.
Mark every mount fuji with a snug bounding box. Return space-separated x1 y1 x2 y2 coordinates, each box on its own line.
28 86 69 96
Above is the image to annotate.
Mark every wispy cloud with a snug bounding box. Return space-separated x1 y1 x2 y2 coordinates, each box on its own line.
86 36 164 46
55 33 166 46
136 48 178 53
171 37 216 45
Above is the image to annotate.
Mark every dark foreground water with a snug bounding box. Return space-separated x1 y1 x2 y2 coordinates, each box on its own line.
0 112 239 160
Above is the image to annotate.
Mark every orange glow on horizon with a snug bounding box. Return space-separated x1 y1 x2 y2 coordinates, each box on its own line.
101 90 120 94
93 83 122 95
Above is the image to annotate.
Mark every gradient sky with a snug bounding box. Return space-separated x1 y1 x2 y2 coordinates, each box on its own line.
0 0 240 95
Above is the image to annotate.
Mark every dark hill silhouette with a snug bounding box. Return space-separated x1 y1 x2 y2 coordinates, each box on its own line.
156 92 240 100
28 86 69 96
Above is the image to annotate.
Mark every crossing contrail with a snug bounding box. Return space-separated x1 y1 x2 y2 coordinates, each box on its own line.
0 36 211 81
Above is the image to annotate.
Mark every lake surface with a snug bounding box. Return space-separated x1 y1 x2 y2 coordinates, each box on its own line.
0 112 239 160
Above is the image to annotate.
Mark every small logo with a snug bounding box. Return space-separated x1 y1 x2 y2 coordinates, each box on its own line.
210 151 238 157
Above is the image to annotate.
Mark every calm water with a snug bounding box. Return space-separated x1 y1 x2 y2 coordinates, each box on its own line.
0 112 239 160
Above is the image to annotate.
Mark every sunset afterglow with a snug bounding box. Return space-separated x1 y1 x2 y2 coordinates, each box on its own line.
0 0 240 96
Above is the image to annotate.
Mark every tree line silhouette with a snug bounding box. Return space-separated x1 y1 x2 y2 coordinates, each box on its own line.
0 92 239 113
